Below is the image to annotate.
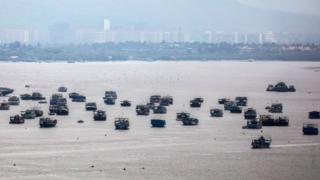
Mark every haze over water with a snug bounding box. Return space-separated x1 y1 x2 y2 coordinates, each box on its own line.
0 61 320 180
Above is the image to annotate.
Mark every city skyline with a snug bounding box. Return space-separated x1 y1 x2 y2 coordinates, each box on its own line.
1 19 320 45
1 0 320 44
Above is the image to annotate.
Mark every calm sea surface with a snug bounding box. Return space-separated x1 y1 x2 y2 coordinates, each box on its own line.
0 61 320 180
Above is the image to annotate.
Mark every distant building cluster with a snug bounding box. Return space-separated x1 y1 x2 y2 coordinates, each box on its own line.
0 29 39 44
0 19 319 44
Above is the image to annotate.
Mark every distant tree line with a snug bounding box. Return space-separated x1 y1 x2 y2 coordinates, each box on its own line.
0 41 320 61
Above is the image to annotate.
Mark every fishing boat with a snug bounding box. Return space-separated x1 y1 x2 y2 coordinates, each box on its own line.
176 112 190 121
224 101 236 110
268 103 283 113
20 94 32 100
85 102 97 111
153 106 167 114
104 97 115 105
150 95 161 103
136 105 150 115
50 94 66 105
94 110 106 121
244 108 257 119
210 109 223 117
39 117 57 128
58 86 68 92
69 92 79 98
114 117 129 130
309 111 320 119
160 96 173 106
190 97 203 108
31 92 46 100
242 119 262 129
230 105 242 113
260 115 289 126
251 136 272 149
72 94 86 102
21 110 37 119
0 87 14 96
56 105 69 115
218 98 230 104
0 101 10 110
235 96 247 106
31 107 44 117
8 96 20 105
120 100 131 107
104 91 117 99
9 115 25 124
266 82 296 92
182 117 199 126
303 123 318 135
151 119 166 127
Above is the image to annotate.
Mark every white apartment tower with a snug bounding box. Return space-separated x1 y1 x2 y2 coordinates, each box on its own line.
103 19 111 31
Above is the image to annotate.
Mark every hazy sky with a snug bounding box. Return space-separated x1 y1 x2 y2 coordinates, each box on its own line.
0 0 319 33
238 0 320 15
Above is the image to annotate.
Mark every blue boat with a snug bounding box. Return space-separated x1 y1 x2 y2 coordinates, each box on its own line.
72 95 86 102
151 119 166 127
309 111 320 119
303 123 319 135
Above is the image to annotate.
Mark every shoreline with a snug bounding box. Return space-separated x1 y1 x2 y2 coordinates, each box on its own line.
1 59 320 63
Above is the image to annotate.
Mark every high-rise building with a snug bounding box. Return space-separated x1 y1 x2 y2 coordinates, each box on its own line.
103 19 111 31
204 31 212 43
263 31 277 43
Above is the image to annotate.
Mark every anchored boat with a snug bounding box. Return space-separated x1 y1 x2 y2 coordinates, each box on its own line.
58 86 68 92
114 117 129 130
210 109 223 117
151 119 166 127
85 102 97 111
230 105 242 113
182 117 199 126
176 112 190 121
72 94 86 102
259 115 289 126
153 106 167 114
8 96 20 105
0 87 14 96
120 100 131 107
39 117 57 128
150 95 161 103
268 103 283 113
235 96 247 106
242 119 262 129
218 98 230 104
160 96 173 106
309 111 320 119
190 97 203 108
244 108 257 119
266 82 296 92
9 115 25 124
303 123 318 135
0 101 10 110
94 110 106 121
136 105 150 115
251 136 272 149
